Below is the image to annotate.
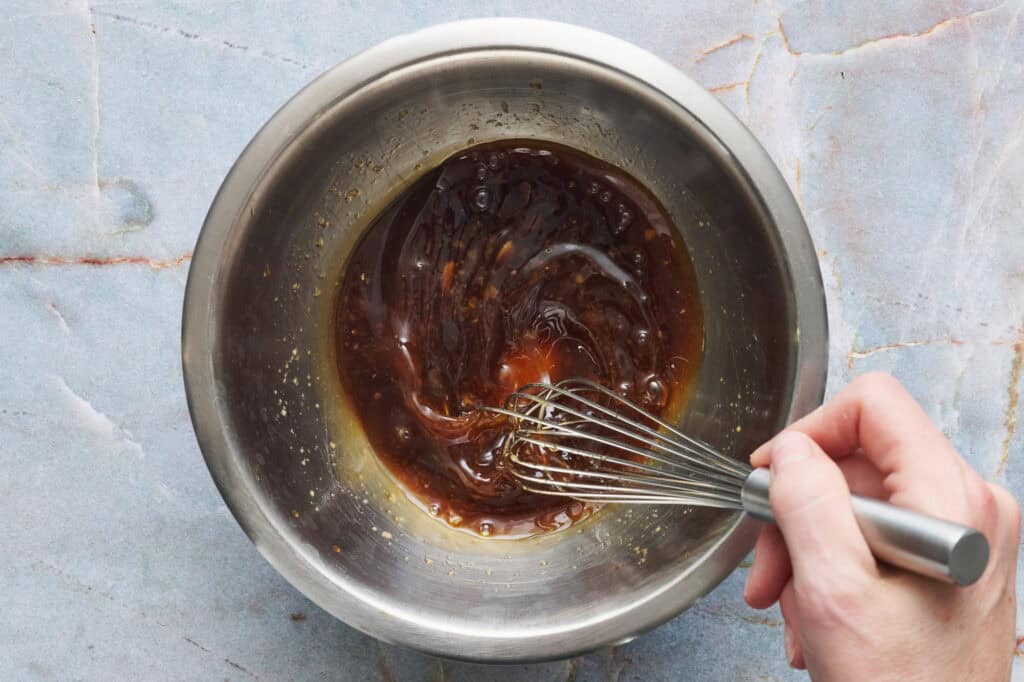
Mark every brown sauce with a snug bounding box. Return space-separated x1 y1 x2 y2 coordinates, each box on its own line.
334 140 703 536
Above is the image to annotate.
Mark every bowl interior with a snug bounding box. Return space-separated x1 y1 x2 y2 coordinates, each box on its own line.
208 49 798 653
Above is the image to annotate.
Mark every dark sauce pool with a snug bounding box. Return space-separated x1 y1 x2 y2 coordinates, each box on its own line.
334 140 703 537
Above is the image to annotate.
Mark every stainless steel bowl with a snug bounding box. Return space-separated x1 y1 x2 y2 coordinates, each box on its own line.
182 18 827 662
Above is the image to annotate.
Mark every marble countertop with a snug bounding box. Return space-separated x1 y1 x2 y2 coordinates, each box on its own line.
3 1 1022 680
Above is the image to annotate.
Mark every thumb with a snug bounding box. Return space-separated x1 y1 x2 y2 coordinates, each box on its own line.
768 431 878 588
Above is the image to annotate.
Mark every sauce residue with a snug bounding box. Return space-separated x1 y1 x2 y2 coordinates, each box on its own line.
334 140 703 536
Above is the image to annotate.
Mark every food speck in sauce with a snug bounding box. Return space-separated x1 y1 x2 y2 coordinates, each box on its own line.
334 140 703 537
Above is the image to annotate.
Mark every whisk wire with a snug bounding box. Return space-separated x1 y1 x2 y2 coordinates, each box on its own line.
486 378 753 508
490 381 749 484
509 462 744 509
510 430 739 492
551 379 751 479
513 477 744 508
508 444 744 506
487 405 742 490
512 438 735 493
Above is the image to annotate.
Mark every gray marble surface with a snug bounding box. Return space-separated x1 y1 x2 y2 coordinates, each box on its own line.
2 1 1022 680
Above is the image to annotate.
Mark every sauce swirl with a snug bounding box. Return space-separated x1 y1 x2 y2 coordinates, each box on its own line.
334 140 703 536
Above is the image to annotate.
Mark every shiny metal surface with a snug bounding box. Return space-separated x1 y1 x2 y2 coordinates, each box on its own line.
741 469 989 585
740 467 774 521
181 18 828 661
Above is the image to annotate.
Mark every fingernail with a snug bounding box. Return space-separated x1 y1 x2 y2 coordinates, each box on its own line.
784 624 796 665
771 431 813 474
742 551 756 603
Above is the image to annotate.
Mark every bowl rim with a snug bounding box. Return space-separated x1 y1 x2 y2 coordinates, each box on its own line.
182 17 828 662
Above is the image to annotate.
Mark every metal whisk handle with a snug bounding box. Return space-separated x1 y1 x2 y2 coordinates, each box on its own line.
741 468 990 586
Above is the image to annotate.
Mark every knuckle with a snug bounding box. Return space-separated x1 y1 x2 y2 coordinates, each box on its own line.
769 460 847 520
772 483 841 522
778 586 797 621
969 478 998 522
989 483 1021 539
796 577 867 630
852 371 903 397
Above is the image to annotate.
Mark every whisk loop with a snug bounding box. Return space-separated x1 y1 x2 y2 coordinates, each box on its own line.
486 378 749 509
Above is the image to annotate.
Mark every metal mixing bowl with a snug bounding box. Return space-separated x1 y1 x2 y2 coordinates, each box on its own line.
182 18 827 662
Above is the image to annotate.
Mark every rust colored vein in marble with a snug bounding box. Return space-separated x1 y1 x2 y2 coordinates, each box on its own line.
808 105 834 132
848 338 1018 365
706 32 772 110
996 327 1024 478
777 18 797 55
815 249 842 292
696 32 753 62
709 81 745 93
0 252 192 269
565 657 581 682
847 338 968 367
744 44 766 114
777 6 999 57
794 159 803 205
375 640 395 682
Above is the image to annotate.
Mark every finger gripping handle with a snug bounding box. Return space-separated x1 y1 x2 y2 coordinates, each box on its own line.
740 467 990 586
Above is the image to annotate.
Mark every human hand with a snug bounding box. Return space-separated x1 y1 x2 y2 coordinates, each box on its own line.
745 372 1019 680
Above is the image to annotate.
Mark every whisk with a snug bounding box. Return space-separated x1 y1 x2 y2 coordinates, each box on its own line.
489 379 989 586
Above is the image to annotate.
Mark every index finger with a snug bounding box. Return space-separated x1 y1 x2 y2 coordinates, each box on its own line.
751 372 971 522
